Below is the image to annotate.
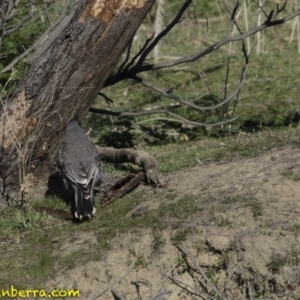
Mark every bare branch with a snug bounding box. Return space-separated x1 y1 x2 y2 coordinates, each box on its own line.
105 0 193 87
3 8 38 38
230 1 240 22
135 0 192 67
0 0 71 74
90 105 238 128
134 72 248 113
222 0 243 35
147 9 300 69
133 75 206 112
117 38 133 74
104 7 300 87
89 105 182 117
122 33 154 73
252 0 269 18
219 1 250 121
231 42 248 117
164 111 238 128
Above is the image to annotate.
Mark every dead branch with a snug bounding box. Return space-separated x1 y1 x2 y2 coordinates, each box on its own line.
219 1 250 121
0 0 71 74
134 0 191 67
104 0 192 87
96 0 297 131
89 104 182 117
134 71 248 112
3 9 38 37
104 6 300 87
101 172 146 206
90 106 238 128
96 146 160 185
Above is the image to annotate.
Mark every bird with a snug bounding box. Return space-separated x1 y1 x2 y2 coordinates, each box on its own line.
58 120 104 220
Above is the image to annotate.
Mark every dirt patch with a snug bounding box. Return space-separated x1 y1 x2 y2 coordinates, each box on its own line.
45 146 300 299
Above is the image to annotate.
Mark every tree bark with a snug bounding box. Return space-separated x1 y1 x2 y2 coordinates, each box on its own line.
0 0 155 203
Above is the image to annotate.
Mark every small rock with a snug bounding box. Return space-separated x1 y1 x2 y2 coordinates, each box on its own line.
281 223 290 230
131 206 149 217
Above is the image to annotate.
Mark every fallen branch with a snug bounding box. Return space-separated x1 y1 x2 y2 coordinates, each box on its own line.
101 172 146 205
96 146 160 185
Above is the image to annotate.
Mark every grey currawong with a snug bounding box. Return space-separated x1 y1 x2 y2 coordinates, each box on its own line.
58 120 104 220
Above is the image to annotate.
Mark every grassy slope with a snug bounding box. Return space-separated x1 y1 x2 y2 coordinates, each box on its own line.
1 127 300 289
1 0 300 293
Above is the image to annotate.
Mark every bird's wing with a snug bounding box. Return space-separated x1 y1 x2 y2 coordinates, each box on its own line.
64 161 99 192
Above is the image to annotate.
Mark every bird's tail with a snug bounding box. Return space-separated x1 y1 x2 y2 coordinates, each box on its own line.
73 186 96 220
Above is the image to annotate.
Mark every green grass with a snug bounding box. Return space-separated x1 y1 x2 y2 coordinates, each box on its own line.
171 230 187 246
268 245 300 274
134 255 148 270
151 230 166 254
281 170 300 182
147 128 300 174
268 254 288 274
249 201 264 218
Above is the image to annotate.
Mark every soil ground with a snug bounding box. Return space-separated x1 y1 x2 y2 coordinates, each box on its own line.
44 145 300 300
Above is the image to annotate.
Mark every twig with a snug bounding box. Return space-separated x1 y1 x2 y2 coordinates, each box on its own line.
247 281 253 300
133 75 205 112
90 105 238 128
166 275 213 299
3 9 38 37
59 240 84 251
86 128 92 136
123 34 154 73
0 0 70 74
56 266 68 276
90 276 126 300
118 38 133 74
134 74 247 113
231 42 248 117
135 0 192 67
104 7 300 87
89 105 182 117
149 290 172 300
104 0 193 87
111 289 126 300
176 245 226 300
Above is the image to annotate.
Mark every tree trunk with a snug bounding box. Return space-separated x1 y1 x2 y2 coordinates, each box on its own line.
0 0 155 203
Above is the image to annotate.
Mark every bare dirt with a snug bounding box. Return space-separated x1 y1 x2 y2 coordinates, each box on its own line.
45 146 300 300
